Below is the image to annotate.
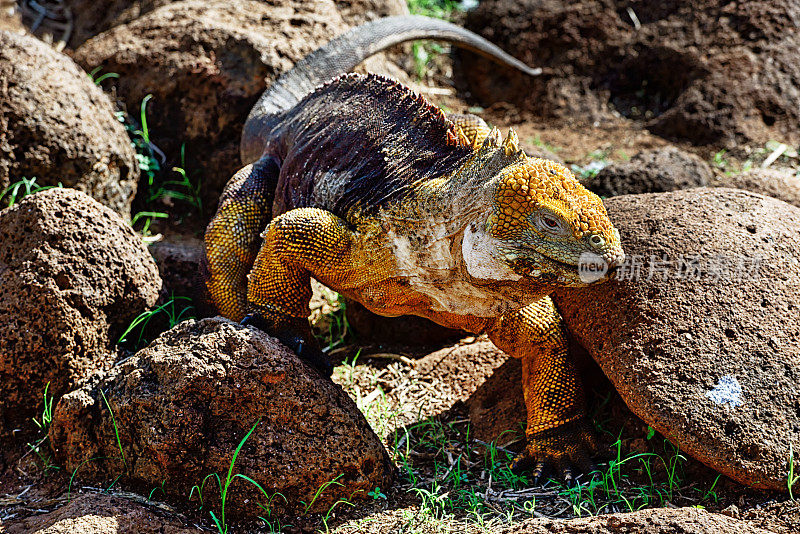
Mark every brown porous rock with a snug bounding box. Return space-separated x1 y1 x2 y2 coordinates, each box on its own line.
714 168 800 208
587 147 713 197
50 317 394 519
0 188 160 424
553 188 800 490
0 31 139 218
61 0 408 48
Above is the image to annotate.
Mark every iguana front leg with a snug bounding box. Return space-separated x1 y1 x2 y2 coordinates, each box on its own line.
486 297 597 482
244 207 358 377
204 157 279 321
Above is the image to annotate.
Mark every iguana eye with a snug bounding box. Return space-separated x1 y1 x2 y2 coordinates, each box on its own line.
542 215 559 228
534 211 570 236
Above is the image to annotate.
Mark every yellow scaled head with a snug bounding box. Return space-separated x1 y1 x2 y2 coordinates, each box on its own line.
487 156 624 285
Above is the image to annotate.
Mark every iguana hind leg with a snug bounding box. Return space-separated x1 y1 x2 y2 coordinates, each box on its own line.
204 156 279 321
245 207 358 377
487 297 597 483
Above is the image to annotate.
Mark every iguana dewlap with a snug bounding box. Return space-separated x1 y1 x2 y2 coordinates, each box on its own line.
203 15 624 482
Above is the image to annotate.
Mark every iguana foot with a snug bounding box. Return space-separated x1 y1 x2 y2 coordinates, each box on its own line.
511 419 598 485
241 313 333 378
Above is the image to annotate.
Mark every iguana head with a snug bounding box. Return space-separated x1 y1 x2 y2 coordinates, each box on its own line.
485 149 624 286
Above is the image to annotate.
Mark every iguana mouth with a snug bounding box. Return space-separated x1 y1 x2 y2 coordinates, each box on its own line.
539 254 579 269
505 251 578 276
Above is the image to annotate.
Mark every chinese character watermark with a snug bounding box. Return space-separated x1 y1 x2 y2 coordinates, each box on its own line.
612 253 764 282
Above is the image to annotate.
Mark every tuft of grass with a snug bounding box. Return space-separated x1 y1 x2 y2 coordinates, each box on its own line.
208 419 260 534
127 96 202 214
711 140 798 176
300 473 345 515
789 444 799 501
148 143 203 213
129 210 168 242
711 149 729 170
190 473 221 510
25 382 60 476
319 493 358 534
527 136 561 154
378 408 718 529
0 177 62 208
68 456 112 501
118 296 195 350
32 381 54 431
111 91 203 240
412 41 446 80
99 389 127 470
88 66 120 86
368 486 387 501
316 292 350 352
407 0 461 19
405 0 463 79
571 149 611 181
149 480 167 501
190 419 287 534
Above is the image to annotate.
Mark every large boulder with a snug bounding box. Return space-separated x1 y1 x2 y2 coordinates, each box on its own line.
462 0 800 147
50 317 394 519
715 168 800 208
71 0 407 214
553 188 800 490
0 188 160 424
0 31 139 219
587 147 713 197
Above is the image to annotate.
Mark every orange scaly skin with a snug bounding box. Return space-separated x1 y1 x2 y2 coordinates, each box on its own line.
204 72 624 481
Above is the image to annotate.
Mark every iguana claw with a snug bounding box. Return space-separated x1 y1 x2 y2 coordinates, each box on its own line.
241 314 333 378
511 419 599 486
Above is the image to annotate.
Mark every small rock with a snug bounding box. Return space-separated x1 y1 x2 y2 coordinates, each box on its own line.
0 188 160 424
0 31 139 218
50 317 393 519
721 504 741 518
553 188 800 490
714 168 800 208
587 147 713 197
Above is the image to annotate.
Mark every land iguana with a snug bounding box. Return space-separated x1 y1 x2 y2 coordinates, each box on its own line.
203 15 625 481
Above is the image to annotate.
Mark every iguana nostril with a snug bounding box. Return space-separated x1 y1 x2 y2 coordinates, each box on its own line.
590 234 605 248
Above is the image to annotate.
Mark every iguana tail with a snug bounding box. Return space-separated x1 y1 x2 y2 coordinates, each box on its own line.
241 14 541 163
